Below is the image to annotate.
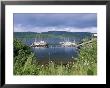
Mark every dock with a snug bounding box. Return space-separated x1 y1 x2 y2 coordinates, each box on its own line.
76 39 96 49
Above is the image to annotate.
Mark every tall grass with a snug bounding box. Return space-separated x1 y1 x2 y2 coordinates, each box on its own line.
14 38 97 75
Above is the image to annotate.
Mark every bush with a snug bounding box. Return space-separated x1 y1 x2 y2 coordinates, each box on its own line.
75 38 97 75
13 39 37 75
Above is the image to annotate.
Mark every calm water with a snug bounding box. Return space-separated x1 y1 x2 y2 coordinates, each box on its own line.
19 38 80 63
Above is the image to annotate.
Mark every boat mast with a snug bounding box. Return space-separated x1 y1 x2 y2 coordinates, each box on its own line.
40 33 42 41
35 34 37 42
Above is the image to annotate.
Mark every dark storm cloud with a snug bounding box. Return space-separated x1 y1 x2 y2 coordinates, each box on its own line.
14 13 97 28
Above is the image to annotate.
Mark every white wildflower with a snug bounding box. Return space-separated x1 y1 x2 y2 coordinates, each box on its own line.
41 65 44 67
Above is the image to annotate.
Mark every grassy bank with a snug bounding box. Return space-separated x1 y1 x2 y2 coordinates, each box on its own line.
14 38 97 75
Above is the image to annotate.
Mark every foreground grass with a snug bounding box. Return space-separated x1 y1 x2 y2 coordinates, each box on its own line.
14 38 97 75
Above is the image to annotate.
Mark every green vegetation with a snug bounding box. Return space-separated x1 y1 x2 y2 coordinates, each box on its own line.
14 31 92 39
14 38 97 75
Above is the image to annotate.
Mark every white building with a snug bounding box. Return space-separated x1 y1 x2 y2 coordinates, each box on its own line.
93 33 97 37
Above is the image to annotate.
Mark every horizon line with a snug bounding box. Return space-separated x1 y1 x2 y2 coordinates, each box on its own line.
14 31 97 33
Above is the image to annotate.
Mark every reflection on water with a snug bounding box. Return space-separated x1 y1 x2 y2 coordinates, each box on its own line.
32 47 78 60
18 38 79 63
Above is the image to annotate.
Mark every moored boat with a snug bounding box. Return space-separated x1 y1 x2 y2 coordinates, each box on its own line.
60 40 76 47
31 41 48 47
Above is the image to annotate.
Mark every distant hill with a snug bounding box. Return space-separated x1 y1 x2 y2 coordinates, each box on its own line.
14 32 37 38
14 31 92 39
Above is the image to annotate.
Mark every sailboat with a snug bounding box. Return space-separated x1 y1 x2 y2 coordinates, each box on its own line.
59 38 76 47
30 33 48 47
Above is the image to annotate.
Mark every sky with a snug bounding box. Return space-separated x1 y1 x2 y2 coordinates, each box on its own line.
14 13 97 33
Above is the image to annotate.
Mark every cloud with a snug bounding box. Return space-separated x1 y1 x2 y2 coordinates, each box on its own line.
14 24 97 33
14 13 97 28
